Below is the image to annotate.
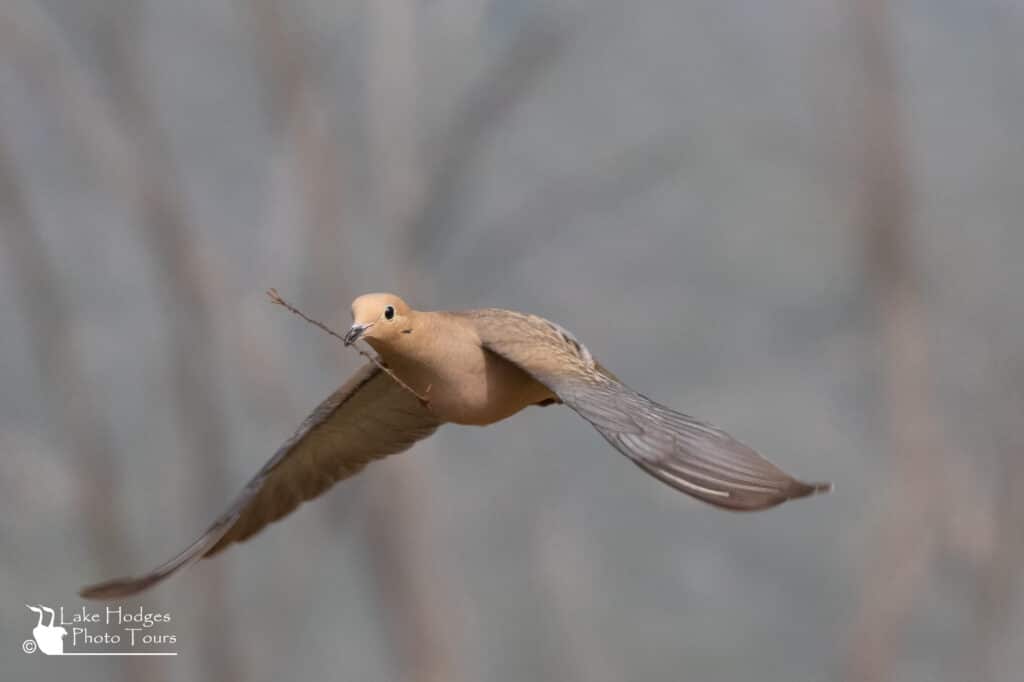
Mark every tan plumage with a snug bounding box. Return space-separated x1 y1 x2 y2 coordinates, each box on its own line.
80 293 829 598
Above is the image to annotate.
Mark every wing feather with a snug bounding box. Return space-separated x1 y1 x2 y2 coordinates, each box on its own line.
80 363 442 598
460 308 830 511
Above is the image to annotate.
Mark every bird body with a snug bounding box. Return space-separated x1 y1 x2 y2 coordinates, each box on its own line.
361 308 554 426
80 292 830 599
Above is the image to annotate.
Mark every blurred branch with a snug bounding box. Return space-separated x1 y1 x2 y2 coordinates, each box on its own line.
246 0 351 310
844 0 935 676
241 4 389 643
367 0 424 234
362 470 465 682
246 0 313 133
408 14 570 260
360 3 466 681
0 0 136 185
844 1 987 680
534 510 617 682
89 2 240 678
380 10 574 682
972 387 1024 682
0 134 150 682
358 5 574 681
466 132 692 289
3 0 242 671
969 12 1024 679
374 12 573 682
247 3 470 680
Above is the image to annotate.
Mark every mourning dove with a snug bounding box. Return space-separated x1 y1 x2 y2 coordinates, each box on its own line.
80 293 830 598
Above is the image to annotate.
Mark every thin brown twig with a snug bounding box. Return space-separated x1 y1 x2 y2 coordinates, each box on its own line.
266 288 432 407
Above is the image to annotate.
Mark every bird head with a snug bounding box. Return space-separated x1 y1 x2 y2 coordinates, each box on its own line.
345 293 414 348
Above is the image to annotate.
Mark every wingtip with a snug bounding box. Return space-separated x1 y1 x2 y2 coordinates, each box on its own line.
792 479 833 499
78 582 117 600
78 576 154 600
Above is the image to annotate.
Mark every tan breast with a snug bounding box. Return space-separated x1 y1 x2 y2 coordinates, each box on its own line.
369 313 554 426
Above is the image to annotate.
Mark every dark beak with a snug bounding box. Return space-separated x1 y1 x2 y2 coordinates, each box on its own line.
343 323 368 346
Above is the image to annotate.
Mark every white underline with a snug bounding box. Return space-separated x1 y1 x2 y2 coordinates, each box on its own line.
58 652 178 656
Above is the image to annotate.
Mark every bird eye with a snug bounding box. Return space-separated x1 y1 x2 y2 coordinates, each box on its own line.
384 305 395 321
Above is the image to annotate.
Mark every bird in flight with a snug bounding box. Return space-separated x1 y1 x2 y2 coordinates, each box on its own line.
81 293 830 598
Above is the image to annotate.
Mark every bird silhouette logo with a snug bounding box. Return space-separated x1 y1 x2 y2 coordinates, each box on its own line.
24 605 68 655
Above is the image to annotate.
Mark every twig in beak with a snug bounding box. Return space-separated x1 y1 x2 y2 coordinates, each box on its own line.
266 288 431 408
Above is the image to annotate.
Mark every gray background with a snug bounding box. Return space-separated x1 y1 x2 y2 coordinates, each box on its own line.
2 1 1023 681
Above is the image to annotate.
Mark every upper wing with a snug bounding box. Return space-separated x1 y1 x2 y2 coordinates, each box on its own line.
80 363 442 598
460 309 830 511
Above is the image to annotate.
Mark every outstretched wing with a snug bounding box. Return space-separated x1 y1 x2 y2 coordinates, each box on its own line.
460 309 830 511
80 363 442 598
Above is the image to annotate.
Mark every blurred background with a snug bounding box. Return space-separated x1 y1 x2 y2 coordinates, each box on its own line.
1 1 1022 680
